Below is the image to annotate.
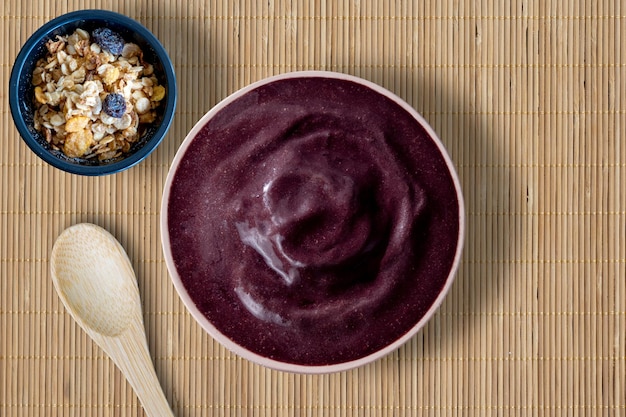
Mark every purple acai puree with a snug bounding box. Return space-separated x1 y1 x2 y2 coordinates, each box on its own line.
167 76 460 366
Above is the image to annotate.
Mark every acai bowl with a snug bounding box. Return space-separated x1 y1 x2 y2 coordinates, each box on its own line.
161 71 464 374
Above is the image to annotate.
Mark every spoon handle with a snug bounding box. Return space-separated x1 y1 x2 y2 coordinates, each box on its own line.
92 320 174 417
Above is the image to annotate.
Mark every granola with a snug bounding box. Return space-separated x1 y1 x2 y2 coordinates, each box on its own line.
32 28 166 160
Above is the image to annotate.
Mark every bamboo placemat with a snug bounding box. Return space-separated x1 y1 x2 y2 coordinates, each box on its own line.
1 1 625 416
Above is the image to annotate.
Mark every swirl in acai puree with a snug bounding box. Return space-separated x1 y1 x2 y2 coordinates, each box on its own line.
167 76 461 366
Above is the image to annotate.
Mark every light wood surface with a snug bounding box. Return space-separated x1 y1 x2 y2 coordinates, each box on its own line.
1 1 625 416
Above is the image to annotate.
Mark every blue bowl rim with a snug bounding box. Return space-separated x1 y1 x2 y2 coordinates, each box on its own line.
9 9 177 176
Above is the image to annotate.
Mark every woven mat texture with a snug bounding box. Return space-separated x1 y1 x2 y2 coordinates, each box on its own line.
1 1 625 416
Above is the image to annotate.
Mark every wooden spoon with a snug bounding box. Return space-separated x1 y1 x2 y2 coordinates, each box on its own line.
50 223 173 417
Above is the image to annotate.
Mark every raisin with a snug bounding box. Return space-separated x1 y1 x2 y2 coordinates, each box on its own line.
102 93 126 118
92 28 125 55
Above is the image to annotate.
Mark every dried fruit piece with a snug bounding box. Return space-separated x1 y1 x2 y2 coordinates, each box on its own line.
102 93 126 118
92 28 125 55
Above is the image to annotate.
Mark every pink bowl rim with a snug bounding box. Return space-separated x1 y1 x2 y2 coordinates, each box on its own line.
161 70 465 374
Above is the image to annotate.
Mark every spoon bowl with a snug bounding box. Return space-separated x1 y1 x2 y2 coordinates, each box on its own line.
50 223 173 417
51 224 137 336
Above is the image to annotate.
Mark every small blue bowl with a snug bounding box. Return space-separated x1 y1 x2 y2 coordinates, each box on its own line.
9 9 177 175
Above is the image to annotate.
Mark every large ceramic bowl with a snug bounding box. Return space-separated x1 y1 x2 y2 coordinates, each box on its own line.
161 71 464 374
9 9 177 175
